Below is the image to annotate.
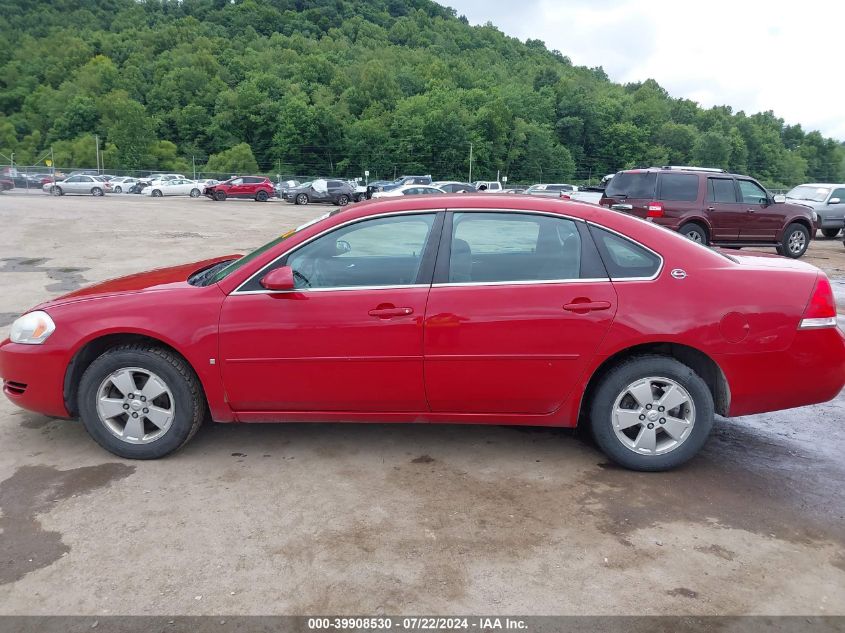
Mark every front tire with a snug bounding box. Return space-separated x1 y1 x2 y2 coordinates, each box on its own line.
51 186 63 196
113 186 122 194
296 193 309 205
679 222 707 244
821 228 840 239
214 190 226 201
336 194 349 206
190 188 200 198
77 345 205 459
589 355 714 471
781 223 810 258
151 189 163 198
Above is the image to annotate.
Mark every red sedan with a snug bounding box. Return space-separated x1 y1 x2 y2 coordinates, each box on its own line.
1 195 843 470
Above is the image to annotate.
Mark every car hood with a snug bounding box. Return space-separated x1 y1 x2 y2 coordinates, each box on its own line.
784 198 821 209
34 255 238 309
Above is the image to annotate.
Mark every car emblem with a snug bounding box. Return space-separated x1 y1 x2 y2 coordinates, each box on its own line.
671 269 687 280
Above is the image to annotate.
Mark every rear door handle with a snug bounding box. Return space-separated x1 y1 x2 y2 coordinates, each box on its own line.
563 301 612 313
368 306 414 318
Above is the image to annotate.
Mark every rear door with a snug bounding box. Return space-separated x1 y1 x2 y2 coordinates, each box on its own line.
737 179 779 240
423 210 617 414
706 176 743 240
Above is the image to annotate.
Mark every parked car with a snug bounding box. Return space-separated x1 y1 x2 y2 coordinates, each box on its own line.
43 175 112 196
283 179 355 206
784 183 845 238
599 166 817 258
472 180 503 192
346 180 369 202
147 173 185 183
142 178 203 198
2 195 842 470
109 177 139 193
376 175 433 193
526 183 578 198
503 188 527 194
371 184 446 198
434 181 477 193
0 179 13 191
275 180 300 199
204 176 275 202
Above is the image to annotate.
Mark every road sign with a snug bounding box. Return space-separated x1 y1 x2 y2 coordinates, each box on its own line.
45 159 52 167
364 170 369 177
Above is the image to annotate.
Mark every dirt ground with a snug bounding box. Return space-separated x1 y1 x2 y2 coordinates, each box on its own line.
0 191 843 616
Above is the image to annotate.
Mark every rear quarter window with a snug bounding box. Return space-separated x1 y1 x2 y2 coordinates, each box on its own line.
605 172 657 199
658 173 699 201
589 225 662 279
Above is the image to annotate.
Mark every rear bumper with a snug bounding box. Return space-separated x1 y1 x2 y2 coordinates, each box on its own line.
717 326 845 417
0 338 72 418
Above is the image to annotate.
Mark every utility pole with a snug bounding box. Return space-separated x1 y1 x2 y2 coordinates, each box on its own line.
95 135 100 174
192 155 196 180
468 143 473 183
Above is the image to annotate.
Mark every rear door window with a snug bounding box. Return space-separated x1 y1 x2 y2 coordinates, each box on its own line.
658 174 699 201
604 172 657 199
707 178 738 203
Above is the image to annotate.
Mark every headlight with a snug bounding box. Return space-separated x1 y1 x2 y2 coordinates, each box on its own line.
812 211 818 222
10 311 56 344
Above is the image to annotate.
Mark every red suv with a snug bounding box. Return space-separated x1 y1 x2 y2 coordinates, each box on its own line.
204 176 274 202
600 167 817 258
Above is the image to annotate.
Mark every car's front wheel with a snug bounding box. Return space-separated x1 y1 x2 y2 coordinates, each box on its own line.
190 188 200 198
113 186 122 194
50 186 63 196
779 223 810 258
336 194 349 206
589 355 714 471
77 345 206 459
214 190 227 201
296 193 309 205
151 189 163 198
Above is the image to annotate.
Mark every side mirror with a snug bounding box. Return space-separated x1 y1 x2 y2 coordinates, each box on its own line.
773 194 786 204
829 198 841 205
260 266 295 291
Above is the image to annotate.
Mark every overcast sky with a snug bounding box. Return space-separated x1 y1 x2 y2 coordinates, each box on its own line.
445 0 845 141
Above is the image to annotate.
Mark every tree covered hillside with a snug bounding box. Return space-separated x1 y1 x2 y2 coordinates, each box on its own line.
1 0 843 185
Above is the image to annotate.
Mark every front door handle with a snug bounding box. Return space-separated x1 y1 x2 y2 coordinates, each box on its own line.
746 209 756 213
563 300 612 313
368 306 414 318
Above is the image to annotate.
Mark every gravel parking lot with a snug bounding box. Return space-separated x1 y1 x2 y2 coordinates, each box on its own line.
0 192 843 616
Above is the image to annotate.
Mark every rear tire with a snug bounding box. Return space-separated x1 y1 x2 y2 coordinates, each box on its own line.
589 355 714 471
256 190 268 202
214 190 227 201
51 186 63 196
91 187 104 196
113 186 122 194
821 228 840 239
337 194 349 206
151 189 162 197
77 345 206 460
781 223 810 258
679 222 708 245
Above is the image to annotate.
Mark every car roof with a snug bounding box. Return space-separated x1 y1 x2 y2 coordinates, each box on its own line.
619 167 758 179
793 183 845 187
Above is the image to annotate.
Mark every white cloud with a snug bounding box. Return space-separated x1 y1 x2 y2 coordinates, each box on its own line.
446 0 845 140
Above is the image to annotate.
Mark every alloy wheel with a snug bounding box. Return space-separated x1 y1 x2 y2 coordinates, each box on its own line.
788 230 806 255
96 367 174 444
611 376 696 455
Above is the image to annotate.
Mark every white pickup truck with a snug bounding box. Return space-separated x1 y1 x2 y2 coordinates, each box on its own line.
561 174 615 205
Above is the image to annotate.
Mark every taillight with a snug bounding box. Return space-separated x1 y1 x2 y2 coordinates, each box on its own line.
560 193 571 199
799 275 838 329
647 202 664 218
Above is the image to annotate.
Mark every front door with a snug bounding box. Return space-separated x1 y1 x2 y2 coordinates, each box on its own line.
219 212 442 413
423 211 617 414
737 179 779 241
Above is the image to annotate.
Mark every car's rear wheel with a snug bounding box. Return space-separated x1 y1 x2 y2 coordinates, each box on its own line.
113 186 122 194
91 187 104 196
589 355 714 471
679 222 707 244
821 228 840 239
336 194 350 206
779 223 810 258
296 193 309 205
51 186 63 196
190 188 200 198
77 345 205 459
214 190 227 201
256 190 268 202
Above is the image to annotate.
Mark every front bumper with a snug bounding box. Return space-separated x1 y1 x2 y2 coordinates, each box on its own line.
0 338 72 418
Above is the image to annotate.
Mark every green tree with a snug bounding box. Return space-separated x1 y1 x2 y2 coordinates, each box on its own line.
692 131 731 169
205 143 259 174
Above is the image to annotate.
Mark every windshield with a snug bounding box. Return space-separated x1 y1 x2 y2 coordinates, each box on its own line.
785 185 830 202
205 212 335 285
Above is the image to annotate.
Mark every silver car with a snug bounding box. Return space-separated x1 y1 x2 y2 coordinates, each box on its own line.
525 183 577 198
785 183 845 238
43 175 111 196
